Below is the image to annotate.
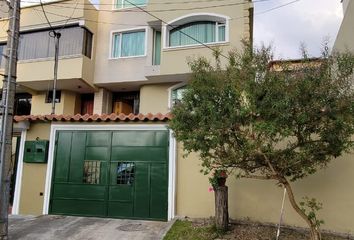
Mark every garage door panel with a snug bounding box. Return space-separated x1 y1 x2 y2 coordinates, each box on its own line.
54 132 73 182
85 147 109 161
133 163 150 218
68 132 87 182
112 131 168 147
150 163 168 219
109 186 133 201
86 131 111 146
52 183 106 200
51 130 169 220
107 202 133 218
111 147 167 162
51 199 106 217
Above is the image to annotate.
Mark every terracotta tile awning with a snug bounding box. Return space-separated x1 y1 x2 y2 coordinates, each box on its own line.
14 113 172 123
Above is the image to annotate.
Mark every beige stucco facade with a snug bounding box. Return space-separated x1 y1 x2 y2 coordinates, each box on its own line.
334 0 354 52
8 0 354 236
176 143 354 234
19 123 50 215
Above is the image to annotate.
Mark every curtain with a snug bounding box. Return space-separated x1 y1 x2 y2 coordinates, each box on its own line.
0 44 5 68
218 25 225 41
112 33 121 58
121 31 145 57
153 31 161 65
170 21 216 47
18 27 84 61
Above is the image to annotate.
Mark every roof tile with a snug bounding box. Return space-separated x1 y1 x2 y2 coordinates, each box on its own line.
14 113 172 123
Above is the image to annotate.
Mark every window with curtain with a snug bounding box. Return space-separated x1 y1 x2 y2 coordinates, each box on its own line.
169 21 226 47
18 26 93 61
111 30 145 58
171 85 187 106
0 43 6 68
115 0 147 9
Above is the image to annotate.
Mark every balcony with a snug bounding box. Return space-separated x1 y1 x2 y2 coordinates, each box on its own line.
0 0 98 93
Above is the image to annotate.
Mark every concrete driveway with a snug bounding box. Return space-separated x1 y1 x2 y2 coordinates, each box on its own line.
9 215 174 240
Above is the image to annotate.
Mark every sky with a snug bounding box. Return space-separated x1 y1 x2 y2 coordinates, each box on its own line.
253 0 344 59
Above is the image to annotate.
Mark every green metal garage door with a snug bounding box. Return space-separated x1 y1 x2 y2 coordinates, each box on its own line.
49 130 169 221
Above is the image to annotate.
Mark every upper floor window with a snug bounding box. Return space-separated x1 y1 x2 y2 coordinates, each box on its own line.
165 13 229 48
115 0 147 9
170 21 225 47
18 26 93 61
111 29 146 58
0 42 6 68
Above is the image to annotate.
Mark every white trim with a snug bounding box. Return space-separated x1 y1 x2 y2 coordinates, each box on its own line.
109 27 148 59
43 124 177 221
162 12 230 49
168 130 177 220
167 82 187 109
12 130 27 215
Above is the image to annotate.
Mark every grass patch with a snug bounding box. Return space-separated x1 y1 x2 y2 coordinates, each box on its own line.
164 220 221 240
164 220 351 240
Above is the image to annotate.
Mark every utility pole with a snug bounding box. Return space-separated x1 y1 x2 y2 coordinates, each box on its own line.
51 32 61 114
0 0 21 238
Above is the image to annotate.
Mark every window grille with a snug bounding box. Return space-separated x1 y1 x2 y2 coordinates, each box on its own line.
116 162 135 185
83 160 101 184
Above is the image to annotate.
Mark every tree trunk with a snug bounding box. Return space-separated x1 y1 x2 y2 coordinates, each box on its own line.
282 178 321 240
214 186 229 231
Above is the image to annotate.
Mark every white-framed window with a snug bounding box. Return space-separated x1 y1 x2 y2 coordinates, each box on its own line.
114 0 147 9
164 13 230 48
169 21 226 47
111 28 147 58
168 83 187 109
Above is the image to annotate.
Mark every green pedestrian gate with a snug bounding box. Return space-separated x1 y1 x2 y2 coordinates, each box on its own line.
49 130 169 221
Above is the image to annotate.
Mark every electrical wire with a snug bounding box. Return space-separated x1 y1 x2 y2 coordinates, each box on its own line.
20 0 270 6
30 0 300 61
26 0 265 13
123 0 231 59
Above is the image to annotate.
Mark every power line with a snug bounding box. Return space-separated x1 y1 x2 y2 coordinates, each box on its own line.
256 0 300 15
21 0 270 6
30 0 300 61
24 0 268 13
123 0 231 59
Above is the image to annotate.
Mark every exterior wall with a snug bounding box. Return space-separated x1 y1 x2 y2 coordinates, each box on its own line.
30 90 80 115
146 0 252 76
93 1 152 85
176 143 354 234
139 83 175 114
19 123 50 215
93 88 112 114
334 0 354 52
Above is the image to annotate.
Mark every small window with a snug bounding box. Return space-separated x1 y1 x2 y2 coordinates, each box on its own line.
112 91 139 114
115 0 147 9
83 29 93 59
14 93 32 116
171 86 186 106
83 160 101 184
45 90 61 103
111 30 145 58
116 162 135 185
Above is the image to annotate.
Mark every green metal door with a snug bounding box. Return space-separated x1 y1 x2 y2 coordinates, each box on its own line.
50 130 169 221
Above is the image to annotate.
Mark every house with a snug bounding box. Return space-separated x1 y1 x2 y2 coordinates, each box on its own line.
0 0 253 221
1 0 353 236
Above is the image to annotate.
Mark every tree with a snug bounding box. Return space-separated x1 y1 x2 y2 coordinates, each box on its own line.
169 44 354 240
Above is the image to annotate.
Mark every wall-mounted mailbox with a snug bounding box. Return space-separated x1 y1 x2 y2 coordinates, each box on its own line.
24 140 49 163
